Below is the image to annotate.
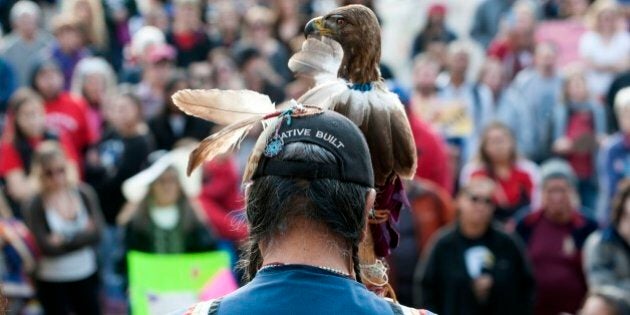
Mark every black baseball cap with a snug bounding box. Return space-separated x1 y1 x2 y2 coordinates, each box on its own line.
253 110 374 188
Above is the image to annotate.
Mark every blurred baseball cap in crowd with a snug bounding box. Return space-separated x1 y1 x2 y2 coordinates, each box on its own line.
147 44 176 64
428 4 447 16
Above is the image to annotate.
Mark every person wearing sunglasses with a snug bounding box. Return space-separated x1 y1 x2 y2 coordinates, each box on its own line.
516 159 598 315
23 141 104 314
414 177 535 315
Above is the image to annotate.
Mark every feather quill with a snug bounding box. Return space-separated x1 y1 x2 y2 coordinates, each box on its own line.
187 115 262 175
172 89 275 125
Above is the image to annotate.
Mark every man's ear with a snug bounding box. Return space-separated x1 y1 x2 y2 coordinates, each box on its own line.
361 188 377 241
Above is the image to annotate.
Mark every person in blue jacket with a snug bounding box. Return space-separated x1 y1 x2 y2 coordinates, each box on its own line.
183 110 434 315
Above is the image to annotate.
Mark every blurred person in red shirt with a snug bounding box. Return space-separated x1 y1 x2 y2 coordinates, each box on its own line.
0 89 78 212
552 68 608 215
198 156 247 243
30 60 94 159
461 122 540 227
166 0 214 67
516 159 598 315
488 1 537 81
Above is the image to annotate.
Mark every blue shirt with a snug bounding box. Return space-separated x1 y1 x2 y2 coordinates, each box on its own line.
217 264 398 315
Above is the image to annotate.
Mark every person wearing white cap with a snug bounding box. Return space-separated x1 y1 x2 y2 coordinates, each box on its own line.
118 146 217 254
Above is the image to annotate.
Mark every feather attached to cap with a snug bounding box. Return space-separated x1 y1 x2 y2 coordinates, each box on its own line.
171 89 277 174
172 89 275 125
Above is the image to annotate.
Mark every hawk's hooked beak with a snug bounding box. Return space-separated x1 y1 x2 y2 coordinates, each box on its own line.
304 16 326 38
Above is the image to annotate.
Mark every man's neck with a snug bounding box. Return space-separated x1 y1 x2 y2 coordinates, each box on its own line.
544 209 572 224
19 31 36 42
450 74 465 87
261 220 354 277
415 86 436 98
538 67 555 78
460 220 487 239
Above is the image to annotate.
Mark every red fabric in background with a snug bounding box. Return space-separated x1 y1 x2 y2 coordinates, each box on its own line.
44 92 95 156
471 167 533 208
0 133 78 177
198 157 247 242
565 111 595 178
407 110 454 194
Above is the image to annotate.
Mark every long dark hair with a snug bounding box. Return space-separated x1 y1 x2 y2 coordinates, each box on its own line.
7 88 57 175
240 142 369 283
478 121 518 178
131 167 199 233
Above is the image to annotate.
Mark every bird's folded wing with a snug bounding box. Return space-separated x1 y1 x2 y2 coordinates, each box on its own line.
331 83 417 185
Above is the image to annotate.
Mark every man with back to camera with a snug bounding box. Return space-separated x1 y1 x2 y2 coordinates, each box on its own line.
181 108 434 314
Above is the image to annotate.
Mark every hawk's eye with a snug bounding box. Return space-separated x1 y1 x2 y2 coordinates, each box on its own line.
336 18 345 26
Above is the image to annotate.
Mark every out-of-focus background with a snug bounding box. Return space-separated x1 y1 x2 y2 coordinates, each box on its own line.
0 0 629 314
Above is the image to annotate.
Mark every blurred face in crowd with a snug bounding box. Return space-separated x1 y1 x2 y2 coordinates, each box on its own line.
175 2 201 30
41 155 69 191
276 0 297 17
34 66 64 100
542 178 574 222
511 27 534 51
458 180 495 229
413 60 439 91
16 99 46 138
617 106 630 134
566 74 589 103
82 73 106 106
579 296 618 315
215 2 240 34
14 13 38 39
212 55 242 90
148 60 174 88
248 19 272 40
189 63 213 89
481 59 504 95
56 27 83 53
534 43 557 73
565 0 589 17
151 168 181 206
482 126 514 164
108 95 141 134
73 0 93 23
427 10 445 26
596 8 618 35
241 57 267 88
447 49 469 77
145 7 169 32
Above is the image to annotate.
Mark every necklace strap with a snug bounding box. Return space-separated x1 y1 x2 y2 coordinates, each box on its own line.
259 263 351 278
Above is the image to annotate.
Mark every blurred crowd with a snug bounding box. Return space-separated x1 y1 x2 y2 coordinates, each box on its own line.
0 0 628 314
